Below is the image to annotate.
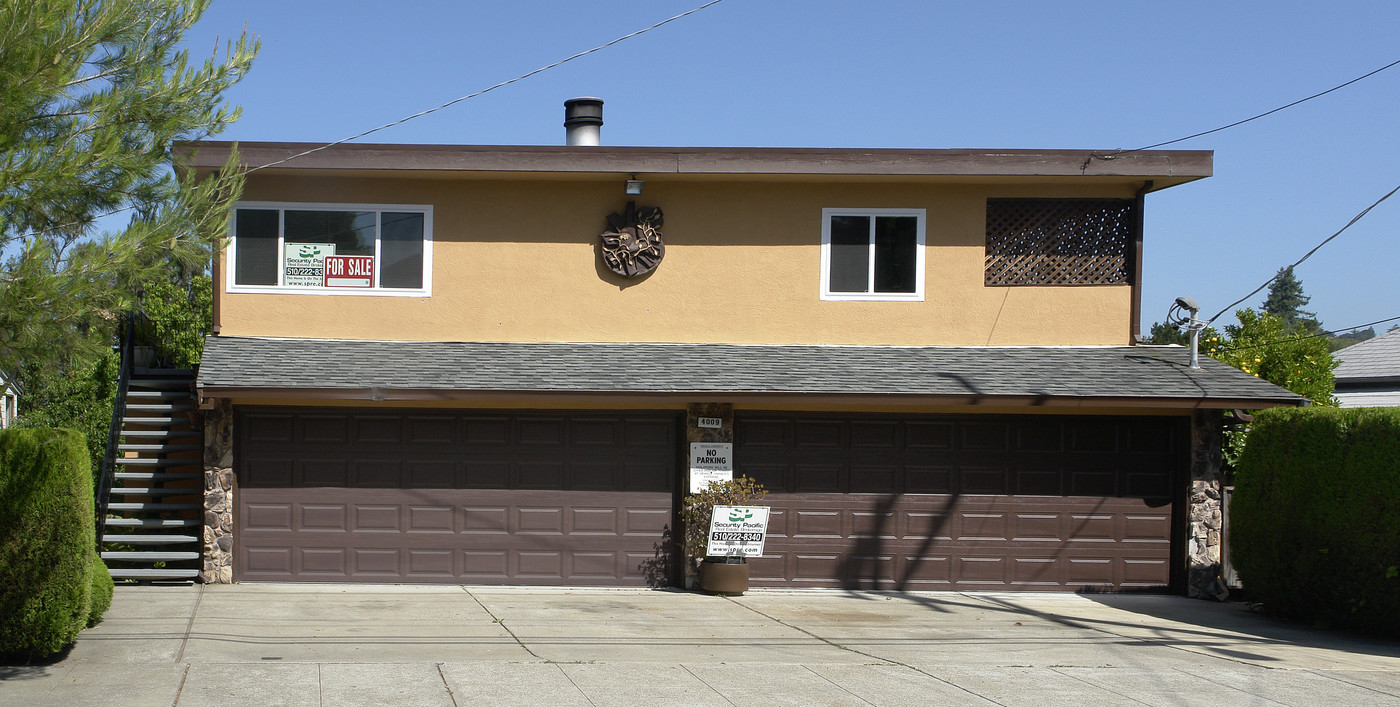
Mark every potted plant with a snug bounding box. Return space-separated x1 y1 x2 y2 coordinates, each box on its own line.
681 475 767 594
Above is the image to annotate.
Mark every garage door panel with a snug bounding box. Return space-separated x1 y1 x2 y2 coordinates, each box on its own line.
353 416 402 444
464 460 510 488
352 460 400 487
407 416 455 445
407 505 454 532
300 459 349 486
515 461 565 489
301 415 349 443
405 460 454 488
739 414 1184 590
407 550 454 577
244 458 293 486
236 408 676 584
463 506 509 533
300 504 348 531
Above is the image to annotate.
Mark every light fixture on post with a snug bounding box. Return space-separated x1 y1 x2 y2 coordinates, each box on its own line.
1167 296 1204 371
625 175 644 195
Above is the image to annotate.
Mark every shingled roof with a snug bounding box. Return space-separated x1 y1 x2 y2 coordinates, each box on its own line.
1334 328 1400 383
197 336 1305 409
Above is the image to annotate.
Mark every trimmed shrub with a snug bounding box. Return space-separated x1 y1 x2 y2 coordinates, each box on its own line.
0 429 96 659
88 554 114 627
1232 407 1400 635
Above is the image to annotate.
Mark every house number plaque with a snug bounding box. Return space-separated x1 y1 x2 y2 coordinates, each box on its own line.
600 201 664 278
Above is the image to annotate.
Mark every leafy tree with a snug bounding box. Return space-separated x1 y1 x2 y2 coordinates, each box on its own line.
13 349 119 492
137 273 213 368
1261 266 1321 333
1202 308 1337 469
1204 309 1336 406
1327 326 1375 352
1146 321 1189 346
0 0 257 387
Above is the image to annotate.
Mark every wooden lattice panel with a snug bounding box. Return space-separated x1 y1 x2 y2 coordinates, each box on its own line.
985 199 1135 286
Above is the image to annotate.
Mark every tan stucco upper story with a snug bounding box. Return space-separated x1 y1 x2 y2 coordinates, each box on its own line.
181 143 1211 347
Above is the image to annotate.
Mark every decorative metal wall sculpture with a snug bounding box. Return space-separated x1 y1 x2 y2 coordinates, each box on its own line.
600 201 664 278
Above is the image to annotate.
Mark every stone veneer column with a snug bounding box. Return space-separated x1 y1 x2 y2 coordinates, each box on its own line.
1187 409 1227 600
683 403 734 589
201 399 235 584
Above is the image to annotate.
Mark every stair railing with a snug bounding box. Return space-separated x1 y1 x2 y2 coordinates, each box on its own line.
96 317 134 549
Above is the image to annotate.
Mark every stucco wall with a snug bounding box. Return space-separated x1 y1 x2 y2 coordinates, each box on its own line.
220 175 1138 346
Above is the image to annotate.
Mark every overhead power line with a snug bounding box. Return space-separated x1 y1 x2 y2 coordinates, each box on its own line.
1206 183 1400 325
1214 314 1400 354
17 0 729 240
244 0 728 174
1092 57 1400 161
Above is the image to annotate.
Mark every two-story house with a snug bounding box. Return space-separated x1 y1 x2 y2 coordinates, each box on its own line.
178 100 1302 595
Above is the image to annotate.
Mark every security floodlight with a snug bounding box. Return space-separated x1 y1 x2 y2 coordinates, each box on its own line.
1167 296 1206 371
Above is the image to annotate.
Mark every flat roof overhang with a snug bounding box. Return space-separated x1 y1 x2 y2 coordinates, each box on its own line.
177 142 1211 190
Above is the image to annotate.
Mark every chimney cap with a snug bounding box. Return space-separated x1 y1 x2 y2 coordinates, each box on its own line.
563 97 604 127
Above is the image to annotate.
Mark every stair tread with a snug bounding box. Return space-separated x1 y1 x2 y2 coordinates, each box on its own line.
115 471 202 480
118 444 201 451
115 458 201 467
104 518 201 527
107 502 199 511
128 390 190 400
125 404 194 412
121 429 201 438
102 534 200 544
109 568 200 579
101 551 200 561
108 488 200 497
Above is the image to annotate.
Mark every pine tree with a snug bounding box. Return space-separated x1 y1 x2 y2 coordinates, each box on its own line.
0 0 258 384
1261 266 1321 333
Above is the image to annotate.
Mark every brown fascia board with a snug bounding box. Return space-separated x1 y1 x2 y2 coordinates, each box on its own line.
176 141 1211 187
197 385 1300 410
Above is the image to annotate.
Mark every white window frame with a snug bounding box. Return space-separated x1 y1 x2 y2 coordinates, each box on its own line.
820 208 926 301
226 201 434 297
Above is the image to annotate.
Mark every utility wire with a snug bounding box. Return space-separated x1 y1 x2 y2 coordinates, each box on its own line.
15 0 728 240
244 0 728 174
1213 315 1400 354
1092 57 1400 161
1205 183 1400 325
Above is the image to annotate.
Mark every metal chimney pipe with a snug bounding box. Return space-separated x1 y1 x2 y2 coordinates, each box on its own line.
564 97 603 146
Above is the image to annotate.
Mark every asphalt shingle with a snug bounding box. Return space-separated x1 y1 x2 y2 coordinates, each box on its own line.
197 337 1306 407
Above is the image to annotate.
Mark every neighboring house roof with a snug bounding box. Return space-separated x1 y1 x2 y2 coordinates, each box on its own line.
1333 328 1400 383
1332 328 1400 408
198 337 1304 409
177 142 1211 190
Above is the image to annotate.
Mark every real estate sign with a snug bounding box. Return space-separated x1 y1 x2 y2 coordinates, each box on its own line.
323 255 374 288
706 505 770 558
284 243 334 287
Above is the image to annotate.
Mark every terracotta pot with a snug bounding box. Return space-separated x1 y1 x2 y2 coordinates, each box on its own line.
700 559 749 595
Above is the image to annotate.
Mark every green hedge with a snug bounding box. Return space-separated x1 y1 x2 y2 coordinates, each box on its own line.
0 428 102 658
1232 407 1400 635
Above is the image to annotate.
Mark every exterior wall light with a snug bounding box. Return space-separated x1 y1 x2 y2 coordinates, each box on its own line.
625 178 645 195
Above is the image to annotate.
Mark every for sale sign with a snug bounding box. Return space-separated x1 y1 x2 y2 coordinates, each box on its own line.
285 243 334 287
706 505 770 558
323 255 374 288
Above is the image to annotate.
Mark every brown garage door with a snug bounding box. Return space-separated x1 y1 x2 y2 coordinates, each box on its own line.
235 408 677 585
736 414 1184 591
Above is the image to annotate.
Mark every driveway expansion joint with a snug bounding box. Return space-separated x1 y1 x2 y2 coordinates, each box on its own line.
460 585 541 659
724 595 1005 706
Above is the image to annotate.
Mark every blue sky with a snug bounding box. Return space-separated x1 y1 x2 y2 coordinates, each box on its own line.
186 0 1399 336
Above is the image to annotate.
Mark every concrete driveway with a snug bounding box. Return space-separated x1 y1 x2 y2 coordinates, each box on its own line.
3 584 1399 706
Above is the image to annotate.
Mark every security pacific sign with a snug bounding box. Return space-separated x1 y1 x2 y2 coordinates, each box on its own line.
706 505 770 558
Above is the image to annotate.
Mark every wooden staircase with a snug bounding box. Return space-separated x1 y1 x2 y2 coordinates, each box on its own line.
99 368 203 581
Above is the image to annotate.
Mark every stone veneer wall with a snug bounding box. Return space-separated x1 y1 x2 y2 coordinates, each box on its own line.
1188 409 1226 600
683 402 734 589
202 399 234 584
